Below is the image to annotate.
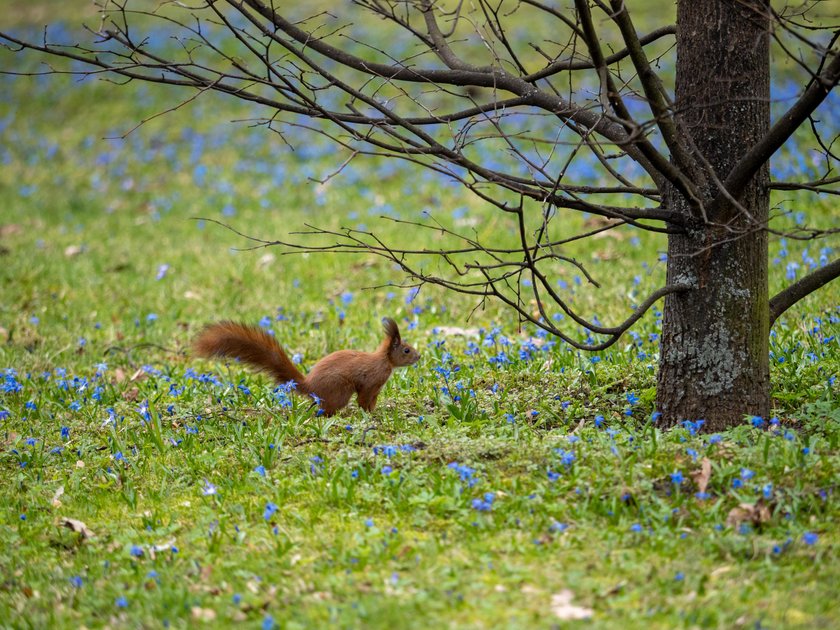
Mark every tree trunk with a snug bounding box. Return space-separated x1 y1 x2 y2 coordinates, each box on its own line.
656 0 771 431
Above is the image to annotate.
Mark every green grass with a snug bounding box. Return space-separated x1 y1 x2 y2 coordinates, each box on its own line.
1 9 839 630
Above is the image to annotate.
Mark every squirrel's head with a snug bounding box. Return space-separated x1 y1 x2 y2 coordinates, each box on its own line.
383 317 420 367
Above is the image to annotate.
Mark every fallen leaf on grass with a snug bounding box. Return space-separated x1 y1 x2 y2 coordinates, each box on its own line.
1 224 23 236
726 500 771 528
191 607 217 622
551 589 593 620
64 245 83 257
60 517 94 539
51 486 65 508
710 565 733 579
691 457 712 494
122 387 140 402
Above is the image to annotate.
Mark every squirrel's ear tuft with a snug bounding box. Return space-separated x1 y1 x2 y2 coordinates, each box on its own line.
382 317 400 344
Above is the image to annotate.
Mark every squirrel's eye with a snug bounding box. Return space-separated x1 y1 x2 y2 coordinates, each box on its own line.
403 347 410 353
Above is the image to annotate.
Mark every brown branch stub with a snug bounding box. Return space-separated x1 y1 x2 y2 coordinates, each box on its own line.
769 258 840 325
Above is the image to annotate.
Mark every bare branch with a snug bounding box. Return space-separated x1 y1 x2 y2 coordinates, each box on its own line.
770 258 840 325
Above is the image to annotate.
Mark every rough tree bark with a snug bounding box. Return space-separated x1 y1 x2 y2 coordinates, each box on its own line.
657 0 771 429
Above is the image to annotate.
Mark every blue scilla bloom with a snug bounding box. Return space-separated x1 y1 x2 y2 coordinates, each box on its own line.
263 502 279 521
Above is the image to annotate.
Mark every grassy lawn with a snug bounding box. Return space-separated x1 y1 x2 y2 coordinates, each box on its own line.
1 6 839 629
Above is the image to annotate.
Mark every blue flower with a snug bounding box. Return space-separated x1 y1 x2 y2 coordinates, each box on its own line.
381 465 393 475
115 596 128 608
254 465 266 477
155 264 170 280
262 615 275 630
60 426 70 440
750 415 765 428
471 494 494 512
201 480 218 496
802 531 818 546
630 523 643 533
130 545 143 558
448 462 478 487
69 576 83 588
263 502 279 521
671 470 684 485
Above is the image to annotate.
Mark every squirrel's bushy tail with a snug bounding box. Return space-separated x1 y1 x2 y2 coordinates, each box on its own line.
193 321 307 389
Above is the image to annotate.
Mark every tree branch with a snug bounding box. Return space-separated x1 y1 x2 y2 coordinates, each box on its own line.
769 258 840 325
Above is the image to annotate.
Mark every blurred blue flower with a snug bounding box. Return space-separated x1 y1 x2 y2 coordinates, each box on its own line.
263 502 278 521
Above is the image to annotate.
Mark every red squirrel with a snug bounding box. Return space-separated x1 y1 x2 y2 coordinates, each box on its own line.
193 318 420 415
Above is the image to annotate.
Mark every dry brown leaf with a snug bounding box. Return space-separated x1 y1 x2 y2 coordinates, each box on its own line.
691 457 712 494
3 432 19 448
64 245 83 257
726 500 771 528
710 565 733 579
51 486 65 508
1 224 23 236
113 367 127 383
122 387 140 402
60 517 94 539
551 589 593 620
129 368 148 382
190 607 217 622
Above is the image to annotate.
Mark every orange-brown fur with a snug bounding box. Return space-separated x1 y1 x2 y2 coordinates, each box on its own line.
193 318 419 415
